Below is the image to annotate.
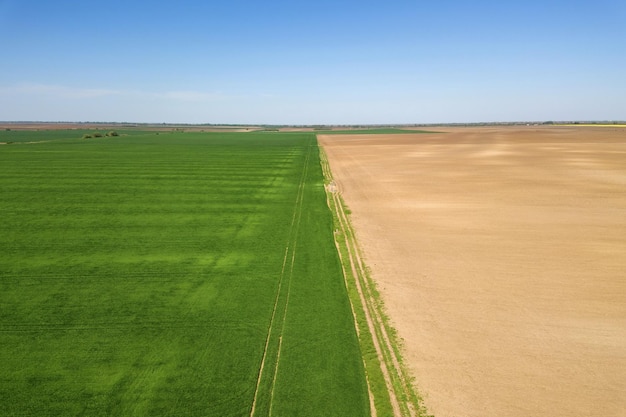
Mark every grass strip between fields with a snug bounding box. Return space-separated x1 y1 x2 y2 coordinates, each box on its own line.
319 145 431 417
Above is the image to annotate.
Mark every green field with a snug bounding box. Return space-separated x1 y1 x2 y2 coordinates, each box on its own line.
0 132 369 416
0 129 155 143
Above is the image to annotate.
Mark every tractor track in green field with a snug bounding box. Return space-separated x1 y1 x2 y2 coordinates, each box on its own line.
250 141 313 417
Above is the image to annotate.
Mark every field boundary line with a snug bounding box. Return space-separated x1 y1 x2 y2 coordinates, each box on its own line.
320 150 378 416
319 143 428 417
332 179 402 416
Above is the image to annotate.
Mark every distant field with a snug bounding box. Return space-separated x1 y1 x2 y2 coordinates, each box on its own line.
0 132 369 416
311 128 434 135
0 129 155 143
556 124 626 127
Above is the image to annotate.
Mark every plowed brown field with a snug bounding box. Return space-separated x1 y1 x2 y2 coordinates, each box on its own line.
319 127 626 417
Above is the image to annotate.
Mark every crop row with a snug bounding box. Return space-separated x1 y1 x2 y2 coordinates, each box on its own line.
0 132 368 416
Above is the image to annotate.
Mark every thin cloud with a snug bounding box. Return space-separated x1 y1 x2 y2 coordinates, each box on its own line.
0 83 280 123
4 83 123 99
1 83 235 102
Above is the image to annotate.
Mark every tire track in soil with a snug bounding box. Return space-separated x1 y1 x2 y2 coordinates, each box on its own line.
249 142 312 417
320 144 422 417
332 184 402 417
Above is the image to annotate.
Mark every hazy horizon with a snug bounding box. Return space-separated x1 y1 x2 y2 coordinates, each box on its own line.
2 0 625 125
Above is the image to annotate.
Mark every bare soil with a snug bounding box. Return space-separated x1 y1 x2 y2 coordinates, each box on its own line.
319 126 626 417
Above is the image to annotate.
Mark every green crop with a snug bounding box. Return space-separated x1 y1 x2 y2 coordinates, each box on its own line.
0 132 369 416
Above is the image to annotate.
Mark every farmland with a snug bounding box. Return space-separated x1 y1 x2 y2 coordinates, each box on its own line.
0 131 369 416
320 126 626 417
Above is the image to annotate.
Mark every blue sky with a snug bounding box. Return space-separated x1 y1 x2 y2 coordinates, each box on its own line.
1 0 625 124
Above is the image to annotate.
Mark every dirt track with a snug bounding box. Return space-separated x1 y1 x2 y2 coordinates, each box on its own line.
319 127 626 417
